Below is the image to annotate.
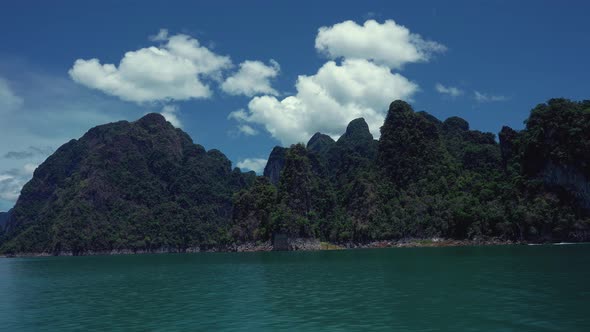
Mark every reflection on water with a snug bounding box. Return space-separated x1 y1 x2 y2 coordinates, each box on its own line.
0 245 589 331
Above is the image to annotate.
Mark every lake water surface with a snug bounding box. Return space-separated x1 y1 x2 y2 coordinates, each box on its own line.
1 245 589 331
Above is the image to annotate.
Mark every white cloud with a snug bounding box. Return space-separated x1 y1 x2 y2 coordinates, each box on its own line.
435 83 463 97
474 91 508 102
315 19 446 69
0 175 19 201
150 28 169 42
228 109 250 122
3 146 53 160
221 60 280 96
237 124 258 136
22 163 38 175
236 158 267 174
0 77 23 112
0 163 38 202
234 58 418 144
160 104 182 127
228 19 443 144
69 31 232 103
228 110 259 136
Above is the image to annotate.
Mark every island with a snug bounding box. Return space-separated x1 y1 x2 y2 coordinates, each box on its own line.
1 99 589 256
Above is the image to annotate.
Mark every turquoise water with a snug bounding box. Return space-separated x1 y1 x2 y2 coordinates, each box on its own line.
0 245 589 331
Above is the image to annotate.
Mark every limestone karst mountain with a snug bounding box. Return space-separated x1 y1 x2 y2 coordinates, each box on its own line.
2 99 589 255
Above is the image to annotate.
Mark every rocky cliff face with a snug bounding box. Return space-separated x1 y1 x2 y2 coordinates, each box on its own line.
263 146 287 186
515 99 590 211
498 126 519 170
542 163 590 210
0 210 11 231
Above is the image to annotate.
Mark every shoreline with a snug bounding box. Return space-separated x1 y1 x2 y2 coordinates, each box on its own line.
352 238 519 249
2 237 582 258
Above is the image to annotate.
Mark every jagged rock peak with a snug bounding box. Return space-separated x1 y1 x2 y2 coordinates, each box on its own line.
389 100 413 113
135 113 171 130
307 132 335 154
308 132 334 147
339 118 373 143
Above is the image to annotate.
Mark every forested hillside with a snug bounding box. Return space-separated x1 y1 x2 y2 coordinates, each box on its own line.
0 114 255 254
1 98 589 255
235 98 590 244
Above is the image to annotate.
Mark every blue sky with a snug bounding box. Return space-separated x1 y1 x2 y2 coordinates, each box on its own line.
0 0 589 211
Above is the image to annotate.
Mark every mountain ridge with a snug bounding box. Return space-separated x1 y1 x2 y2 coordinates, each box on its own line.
2 98 589 255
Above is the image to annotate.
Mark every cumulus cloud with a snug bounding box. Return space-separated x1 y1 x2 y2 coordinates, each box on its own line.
221 60 280 96
237 124 258 136
69 31 232 103
236 158 267 174
3 146 54 159
435 83 463 97
232 58 418 144
474 91 508 102
228 19 443 144
3 151 32 159
0 77 23 112
315 19 446 69
160 105 182 127
227 109 249 122
0 163 37 202
149 28 169 42
227 110 259 136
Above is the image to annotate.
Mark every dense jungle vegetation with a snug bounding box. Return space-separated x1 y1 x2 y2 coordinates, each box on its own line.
1 98 589 254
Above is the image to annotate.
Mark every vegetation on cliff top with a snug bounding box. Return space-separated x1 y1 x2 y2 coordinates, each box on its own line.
233 98 590 245
1 98 589 254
